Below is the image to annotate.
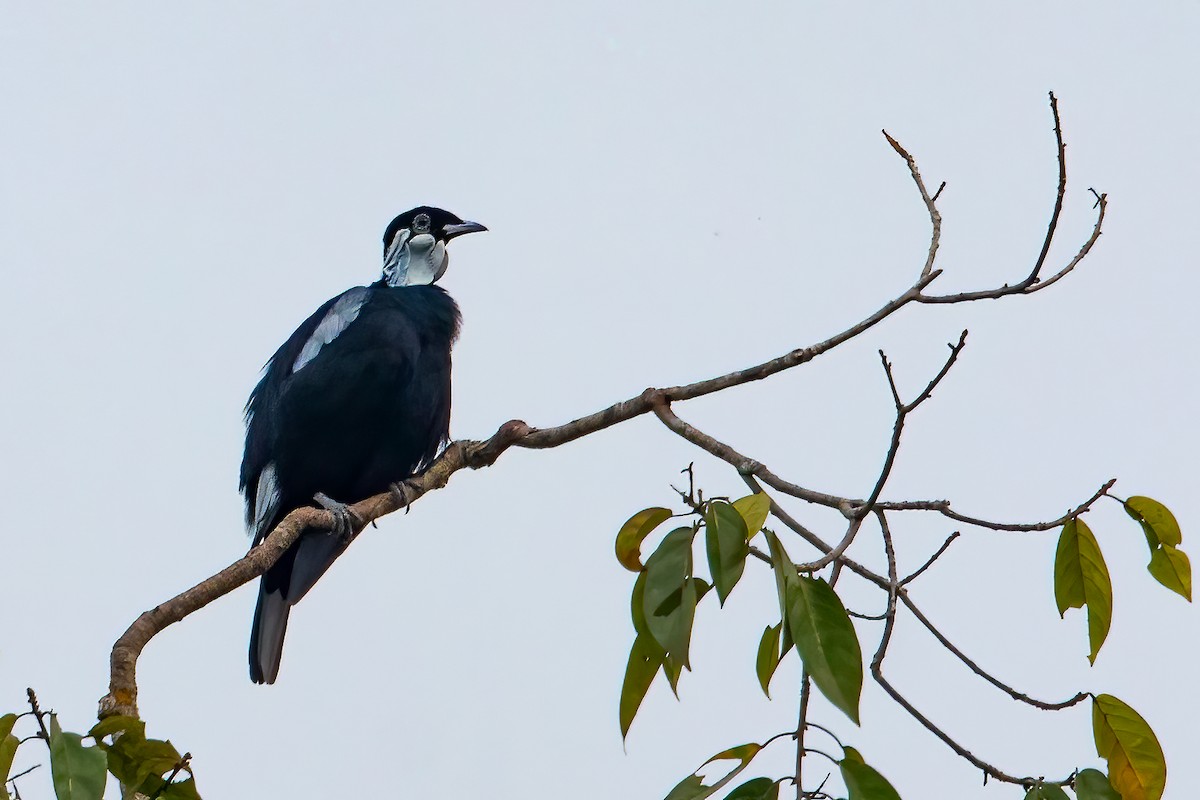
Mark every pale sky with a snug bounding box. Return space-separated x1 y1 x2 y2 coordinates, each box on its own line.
2 3 1197 798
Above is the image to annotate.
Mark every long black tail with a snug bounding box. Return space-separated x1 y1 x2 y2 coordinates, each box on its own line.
249 531 350 684
249 580 290 685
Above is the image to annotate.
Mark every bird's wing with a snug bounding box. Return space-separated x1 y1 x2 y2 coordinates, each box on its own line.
239 285 372 540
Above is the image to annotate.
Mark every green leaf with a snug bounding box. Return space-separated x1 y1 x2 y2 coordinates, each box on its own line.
662 653 683 697
659 579 710 695
732 493 771 540
839 751 901 800
664 775 707 800
725 777 780 800
643 528 698 665
786 576 863 724
1123 497 1182 552
755 624 782 698
841 745 866 764
1053 518 1113 664
88 715 146 746
152 777 202 800
1092 693 1166 800
1074 768 1121 800
49 716 108 800
754 622 796 699
0 713 18 800
764 531 798 622
620 633 664 739
127 739 183 785
705 501 750 605
1147 545 1191 602
661 744 764 800
1022 782 1070 800
616 507 673 572
631 572 650 637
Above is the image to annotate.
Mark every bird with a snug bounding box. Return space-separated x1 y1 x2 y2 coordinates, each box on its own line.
239 205 487 684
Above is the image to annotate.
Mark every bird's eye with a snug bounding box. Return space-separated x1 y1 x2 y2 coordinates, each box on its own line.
413 213 432 234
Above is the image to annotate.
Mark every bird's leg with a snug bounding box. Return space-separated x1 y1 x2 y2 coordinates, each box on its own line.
389 480 415 515
313 492 361 542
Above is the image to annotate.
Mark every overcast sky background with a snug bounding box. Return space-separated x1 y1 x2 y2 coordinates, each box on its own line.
2 3 1196 798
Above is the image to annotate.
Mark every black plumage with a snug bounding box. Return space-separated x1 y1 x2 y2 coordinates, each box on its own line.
240 206 485 684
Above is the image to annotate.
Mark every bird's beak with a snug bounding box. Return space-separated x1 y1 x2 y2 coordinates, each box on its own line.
442 221 488 240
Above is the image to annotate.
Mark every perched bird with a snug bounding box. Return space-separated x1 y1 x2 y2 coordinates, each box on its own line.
240 206 487 684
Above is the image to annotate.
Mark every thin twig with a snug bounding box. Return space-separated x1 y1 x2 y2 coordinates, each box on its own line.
881 129 943 279
6 764 40 784
1028 91 1068 284
899 594 1089 711
881 478 1115 531
149 753 192 800
871 515 1074 784
796 672 812 800
25 689 49 750
900 532 960 585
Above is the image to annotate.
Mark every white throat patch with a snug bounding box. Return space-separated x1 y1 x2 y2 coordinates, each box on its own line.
383 231 447 287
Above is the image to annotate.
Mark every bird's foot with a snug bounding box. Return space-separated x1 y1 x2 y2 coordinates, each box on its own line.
389 481 415 515
314 492 361 542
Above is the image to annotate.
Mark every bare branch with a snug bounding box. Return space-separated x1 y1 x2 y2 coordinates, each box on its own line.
899 532 960 585
899 594 1089 712
917 94 1104 304
881 128 943 280
796 671 812 800
1029 91 1068 285
880 478 1115 531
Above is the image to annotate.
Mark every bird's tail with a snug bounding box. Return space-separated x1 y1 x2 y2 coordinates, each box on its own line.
249 582 290 685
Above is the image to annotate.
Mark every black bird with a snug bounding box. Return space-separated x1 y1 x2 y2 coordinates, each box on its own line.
240 206 486 684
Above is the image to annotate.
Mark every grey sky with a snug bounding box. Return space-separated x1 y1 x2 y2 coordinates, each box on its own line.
2 2 1196 797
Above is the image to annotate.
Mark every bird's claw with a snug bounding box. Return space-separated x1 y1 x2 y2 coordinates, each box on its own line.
314 492 361 542
389 481 414 514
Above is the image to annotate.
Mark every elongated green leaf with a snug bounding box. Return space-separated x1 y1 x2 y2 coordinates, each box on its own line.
0 714 15 746
1023 782 1070 800
643 529 698 664
620 633 664 739
49 716 107 800
0 713 18 800
88 715 146 746
764 531 798 622
706 501 750 605
754 622 795 699
662 653 683 697
616 507 674 572
787 577 863 724
725 777 781 800
661 579 711 695
1074 768 1121 800
755 624 782 698
661 744 764 800
152 777 202 800
1123 497 1181 552
631 571 650 637
1147 545 1191 602
664 775 706 800
1092 694 1166 800
839 750 901 800
128 738 183 786
732 493 771 540
1053 518 1113 664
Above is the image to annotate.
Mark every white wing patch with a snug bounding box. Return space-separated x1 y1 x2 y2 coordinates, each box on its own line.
292 287 371 373
253 462 281 540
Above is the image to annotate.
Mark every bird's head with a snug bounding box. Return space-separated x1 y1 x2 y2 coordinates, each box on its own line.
381 206 487 287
